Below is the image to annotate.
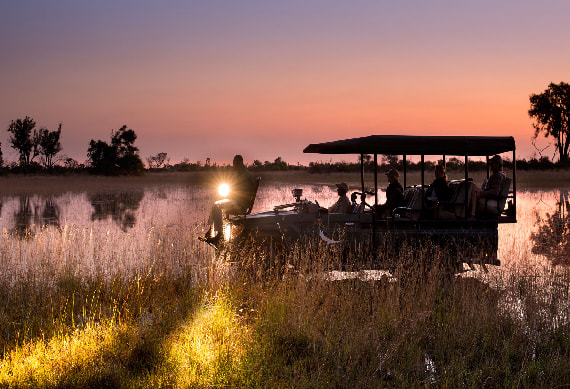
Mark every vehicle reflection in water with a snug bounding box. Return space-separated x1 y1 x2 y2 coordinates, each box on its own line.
88 191 144 232
11 196 61 239
531 190 570 266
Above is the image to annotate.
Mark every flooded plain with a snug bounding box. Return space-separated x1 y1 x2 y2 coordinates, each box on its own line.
0 176 569 284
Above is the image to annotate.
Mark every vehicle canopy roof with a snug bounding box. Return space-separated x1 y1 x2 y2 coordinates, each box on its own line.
303 135 515 156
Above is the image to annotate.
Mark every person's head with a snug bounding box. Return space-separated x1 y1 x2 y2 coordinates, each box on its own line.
490 155 503 173
336 182 349 196
385 168 400 183
233 154 244 168
435 164 446 179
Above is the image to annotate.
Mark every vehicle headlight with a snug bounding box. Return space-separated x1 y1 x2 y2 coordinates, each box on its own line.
218 183 230 198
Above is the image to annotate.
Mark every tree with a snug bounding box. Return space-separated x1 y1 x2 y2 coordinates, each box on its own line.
87 140 116 174
63 157 81 170
111 125 138 157
87 125 144 175
38 123 63 168
7 116 36 166
147 152 169 169
0 141 3 168
529 82 570 164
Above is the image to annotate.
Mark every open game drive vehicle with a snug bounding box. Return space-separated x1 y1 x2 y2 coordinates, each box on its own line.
205 135 516 273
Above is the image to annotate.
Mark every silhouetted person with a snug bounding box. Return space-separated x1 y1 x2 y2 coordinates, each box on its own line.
470 155 506 218
327 182 351 213
426 164 452 205
202 155 255 245
376 169 404 218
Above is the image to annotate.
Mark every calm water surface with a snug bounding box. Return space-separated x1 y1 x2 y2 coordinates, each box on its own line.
0 184 568 279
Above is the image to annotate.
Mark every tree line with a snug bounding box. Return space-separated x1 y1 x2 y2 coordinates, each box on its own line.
0 117 145 175
1 81 569 174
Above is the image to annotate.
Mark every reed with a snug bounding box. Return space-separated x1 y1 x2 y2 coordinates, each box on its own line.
2 221 569 387
0 173 569 387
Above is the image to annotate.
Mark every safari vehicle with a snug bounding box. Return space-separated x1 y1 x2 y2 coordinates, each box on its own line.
212 135 516 272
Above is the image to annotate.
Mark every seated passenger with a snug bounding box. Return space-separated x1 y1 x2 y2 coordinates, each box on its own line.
376 168 404 218
470 155 506 218
328 182 352 213
426 164 452 206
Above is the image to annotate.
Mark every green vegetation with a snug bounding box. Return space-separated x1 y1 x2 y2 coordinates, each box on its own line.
1 219 570 388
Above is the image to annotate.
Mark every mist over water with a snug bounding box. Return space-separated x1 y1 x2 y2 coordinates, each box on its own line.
0 185 568 276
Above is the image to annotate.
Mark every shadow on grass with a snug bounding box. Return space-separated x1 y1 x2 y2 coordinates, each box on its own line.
0 272 207 388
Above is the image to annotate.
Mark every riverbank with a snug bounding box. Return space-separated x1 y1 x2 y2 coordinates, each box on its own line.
0 168 569 196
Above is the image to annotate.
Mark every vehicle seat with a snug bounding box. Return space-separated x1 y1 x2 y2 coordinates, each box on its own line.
478 176 512 216
393 187 423 220
244 176 261 215
437 180 472 219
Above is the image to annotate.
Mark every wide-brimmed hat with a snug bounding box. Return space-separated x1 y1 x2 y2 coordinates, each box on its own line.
385 168 400 179
335 182 349 192
490 155 503 165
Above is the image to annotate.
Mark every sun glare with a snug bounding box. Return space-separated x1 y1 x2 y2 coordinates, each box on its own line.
218 183 230 198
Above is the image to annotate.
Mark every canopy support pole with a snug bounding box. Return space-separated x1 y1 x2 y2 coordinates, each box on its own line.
464 155 469 219
360 154 365 193
403 155 407 188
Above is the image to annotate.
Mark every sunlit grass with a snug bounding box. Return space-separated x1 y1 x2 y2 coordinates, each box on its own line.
161 289 251 388
0 173 570 387
0 320 135 387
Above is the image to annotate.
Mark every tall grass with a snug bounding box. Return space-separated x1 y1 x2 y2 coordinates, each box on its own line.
1 173 570 387
4 221 568 387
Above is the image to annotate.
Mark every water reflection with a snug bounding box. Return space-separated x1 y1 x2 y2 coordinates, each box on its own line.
10 196 61 239
531 190 570 266
12 196 33 238
88 191 144 232
41 198 60 228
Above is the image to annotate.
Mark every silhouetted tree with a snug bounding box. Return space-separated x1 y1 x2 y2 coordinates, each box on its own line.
7 116 36 166
37 123 62 168
111 125 138 156
63 157 82 171
272 157 288 170
147 152 169 169
87 139 117 174
382 154 399 168
251 159 263 169
87 125 144 175
529 82 570 163
0 141 3 168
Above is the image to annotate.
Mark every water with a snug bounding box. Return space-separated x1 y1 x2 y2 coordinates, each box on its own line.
0 184 568 284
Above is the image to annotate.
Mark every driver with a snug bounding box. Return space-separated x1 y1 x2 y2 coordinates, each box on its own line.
201 154 255 245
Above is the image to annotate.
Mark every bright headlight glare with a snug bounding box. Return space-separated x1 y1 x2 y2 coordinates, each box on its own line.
218 183 230 197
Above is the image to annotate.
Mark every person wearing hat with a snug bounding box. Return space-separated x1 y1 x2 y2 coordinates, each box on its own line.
376 168 404 218
328 182 352 213
470 154 506 218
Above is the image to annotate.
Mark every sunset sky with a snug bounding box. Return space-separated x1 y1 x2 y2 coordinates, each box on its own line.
1 1 569 166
